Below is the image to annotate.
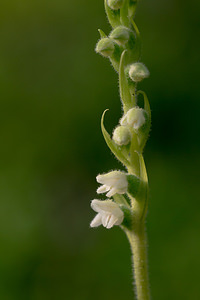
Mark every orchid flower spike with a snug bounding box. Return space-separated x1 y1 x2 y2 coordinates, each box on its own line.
90 199 124 229
96 171 128 197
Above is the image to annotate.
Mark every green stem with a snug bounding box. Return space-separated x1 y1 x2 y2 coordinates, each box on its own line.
126 224 151 300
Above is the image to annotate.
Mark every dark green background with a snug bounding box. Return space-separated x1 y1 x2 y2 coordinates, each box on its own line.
0 0 199 299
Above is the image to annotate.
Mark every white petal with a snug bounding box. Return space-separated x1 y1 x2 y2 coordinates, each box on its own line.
117 187 128 194
97 185 110 194
91 199 116 213
106 214 118 229
115 212 124 225
102 214 111 228
91 199 104 213
97 171 127 188
90 213 102 227
91 199 124 217
106 187 118 197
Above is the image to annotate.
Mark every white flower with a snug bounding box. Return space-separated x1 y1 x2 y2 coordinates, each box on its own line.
90 199 124 229
120 107 145 130
96 171 128 197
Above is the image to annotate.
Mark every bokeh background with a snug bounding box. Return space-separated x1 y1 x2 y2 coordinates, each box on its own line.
0 0 200 299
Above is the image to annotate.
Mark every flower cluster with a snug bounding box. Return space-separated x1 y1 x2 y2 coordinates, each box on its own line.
90 171 140 229
90 0 151 231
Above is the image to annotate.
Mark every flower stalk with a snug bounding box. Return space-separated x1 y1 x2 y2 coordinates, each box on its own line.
90 1 151 299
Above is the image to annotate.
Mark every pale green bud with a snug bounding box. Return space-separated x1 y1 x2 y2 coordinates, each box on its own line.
95 38 115 57
120 107 146 130
129 62 150 82
109 26 130 45
107 0 124 10
113 126 131 146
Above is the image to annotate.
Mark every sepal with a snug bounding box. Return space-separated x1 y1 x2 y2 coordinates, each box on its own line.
119 204 133 229
127 174 140 198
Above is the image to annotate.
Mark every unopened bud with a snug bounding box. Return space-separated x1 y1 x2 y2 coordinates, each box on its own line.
129 63 150 82
113 126 131 146
110 26 130 45
107 0 124 10
120 107 147 130
95 38 115 57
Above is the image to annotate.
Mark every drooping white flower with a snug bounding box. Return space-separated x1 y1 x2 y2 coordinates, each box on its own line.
96 171 128 198
120 107 146 130
90 199 124 229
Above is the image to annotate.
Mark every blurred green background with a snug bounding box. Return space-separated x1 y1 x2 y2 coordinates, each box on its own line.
0 0 200 299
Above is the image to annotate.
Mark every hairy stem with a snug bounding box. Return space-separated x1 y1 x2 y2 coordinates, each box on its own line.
126 224 150 300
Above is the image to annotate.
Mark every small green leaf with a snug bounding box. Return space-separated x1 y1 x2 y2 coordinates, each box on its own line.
138 154 149 221
101 110 130 167
120 0 130 27
119 51 133 112
98 29 107 39
137 90 151 121
128 0 137 18
104 0 121 28
129 133 140 176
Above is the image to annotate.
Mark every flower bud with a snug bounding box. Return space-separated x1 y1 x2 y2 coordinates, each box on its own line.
95 38 115 57
129 63 150 82
109 26 130 45
120 107 146 130
113 125 131 146
107 0 124 10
